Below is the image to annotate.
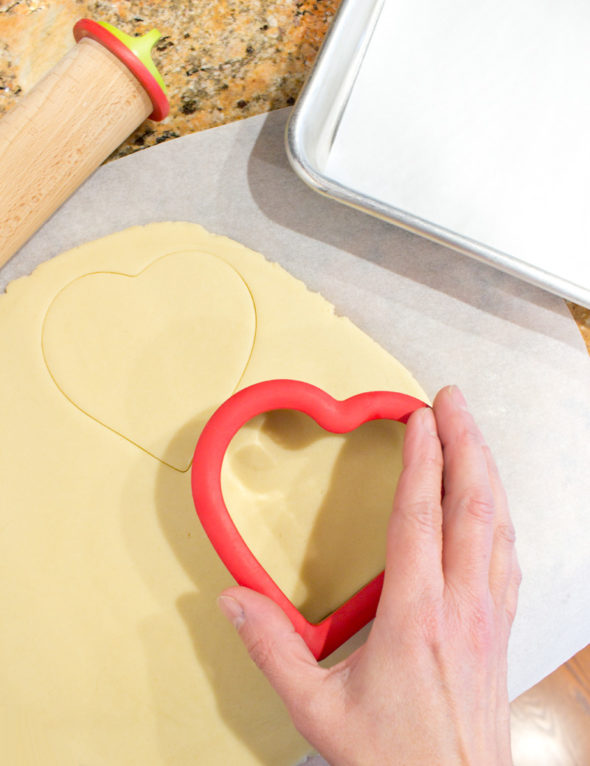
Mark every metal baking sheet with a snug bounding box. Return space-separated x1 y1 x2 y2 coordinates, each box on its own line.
287 0 590 308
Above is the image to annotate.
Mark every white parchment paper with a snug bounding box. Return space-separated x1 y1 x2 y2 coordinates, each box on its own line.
2 109 589 736
326 0 590 297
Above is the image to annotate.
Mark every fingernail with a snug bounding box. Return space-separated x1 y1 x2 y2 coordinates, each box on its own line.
449 385 467 409
217 595 246 629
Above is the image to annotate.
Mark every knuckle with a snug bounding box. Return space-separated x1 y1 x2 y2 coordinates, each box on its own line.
461 492 495 524
495 521 517 546
243 633 275 673
421 452 444 471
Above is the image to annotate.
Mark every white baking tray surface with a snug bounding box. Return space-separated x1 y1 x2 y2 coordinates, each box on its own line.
287 0 590 307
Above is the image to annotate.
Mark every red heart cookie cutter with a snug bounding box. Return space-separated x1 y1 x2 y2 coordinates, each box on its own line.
191 379 428 660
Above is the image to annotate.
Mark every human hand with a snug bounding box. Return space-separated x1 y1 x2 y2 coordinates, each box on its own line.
217 385 521 765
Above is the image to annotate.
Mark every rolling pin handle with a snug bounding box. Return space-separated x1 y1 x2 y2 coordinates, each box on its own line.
73 20 169 121
0 19 170 270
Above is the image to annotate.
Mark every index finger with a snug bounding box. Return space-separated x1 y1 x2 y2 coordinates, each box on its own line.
379 405 444 613
434 386 496 597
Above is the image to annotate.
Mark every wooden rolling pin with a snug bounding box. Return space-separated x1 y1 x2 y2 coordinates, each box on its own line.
0 19 169 269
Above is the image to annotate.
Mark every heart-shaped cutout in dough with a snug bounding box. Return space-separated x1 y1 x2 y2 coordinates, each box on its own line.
42 251 256 471
192 379 427 659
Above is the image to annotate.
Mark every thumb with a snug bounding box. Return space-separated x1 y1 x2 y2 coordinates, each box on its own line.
217 586 325 713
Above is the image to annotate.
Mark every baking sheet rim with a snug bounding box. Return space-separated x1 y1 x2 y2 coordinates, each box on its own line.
285 0 590 309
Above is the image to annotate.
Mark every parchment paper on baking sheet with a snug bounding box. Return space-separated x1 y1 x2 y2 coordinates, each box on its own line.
325 0 590 302
2 108 589 737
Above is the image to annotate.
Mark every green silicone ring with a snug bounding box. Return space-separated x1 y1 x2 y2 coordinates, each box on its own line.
98 21 167 93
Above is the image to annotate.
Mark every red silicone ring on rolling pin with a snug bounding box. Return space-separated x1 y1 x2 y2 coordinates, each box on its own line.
73 19 169 121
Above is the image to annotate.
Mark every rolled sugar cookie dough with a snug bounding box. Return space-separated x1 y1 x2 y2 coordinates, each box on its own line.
0 222 428 765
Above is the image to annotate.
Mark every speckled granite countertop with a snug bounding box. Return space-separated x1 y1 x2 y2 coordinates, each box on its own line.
0 0 337 153
1 0 589 349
